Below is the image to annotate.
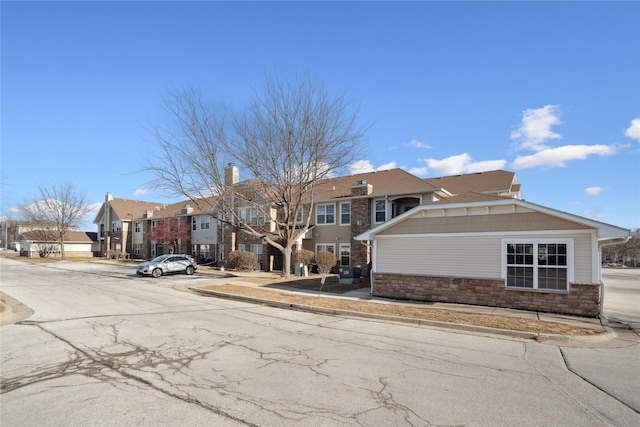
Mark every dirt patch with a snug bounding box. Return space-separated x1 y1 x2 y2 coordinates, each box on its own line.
200 282 601 336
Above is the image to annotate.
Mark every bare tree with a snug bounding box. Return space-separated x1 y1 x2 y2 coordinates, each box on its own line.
17 183 92 260
146 72 368 277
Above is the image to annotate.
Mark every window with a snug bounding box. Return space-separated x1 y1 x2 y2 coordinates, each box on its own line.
296 208 304 224
112 221 122 232
134 222 141 233
316 204 335 225
339 244 351 266
200 216 210 230
505 241 569 290
151 220 158 229
249 209 265 226
340 202 351 225
133 244 141 256
192 217 197 231
374 200 386 223
316 244 335 255
239 208 247 224
251 244 263 263
238 244 245 253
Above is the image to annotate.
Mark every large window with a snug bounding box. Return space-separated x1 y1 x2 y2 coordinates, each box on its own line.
316 204 335 225
200 216 210 230
505 241 569 290
134 222 141 233
249 209 265 226
339 244 351 266
192 217 197 231
374 200 386 223
340 202 351 225
315 243 335 255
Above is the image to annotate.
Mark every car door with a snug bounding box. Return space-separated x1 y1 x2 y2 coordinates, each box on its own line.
166 256 187 273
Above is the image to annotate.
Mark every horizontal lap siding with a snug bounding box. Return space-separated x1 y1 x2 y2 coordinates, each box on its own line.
376 231 594 282
376 236 501 278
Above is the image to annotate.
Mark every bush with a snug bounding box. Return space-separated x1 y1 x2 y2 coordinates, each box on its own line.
292 249 314 265
228 250 257 271
315 251 337 275
237 251 257 271
227 250 240 269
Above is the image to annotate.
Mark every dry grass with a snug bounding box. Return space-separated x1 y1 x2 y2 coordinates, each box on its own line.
200 275 602 336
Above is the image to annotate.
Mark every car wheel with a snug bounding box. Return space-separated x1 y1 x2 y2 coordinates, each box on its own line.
185 266 194 275
152 268 162 278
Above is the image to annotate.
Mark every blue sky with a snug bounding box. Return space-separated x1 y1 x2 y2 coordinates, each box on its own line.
2 1 639 230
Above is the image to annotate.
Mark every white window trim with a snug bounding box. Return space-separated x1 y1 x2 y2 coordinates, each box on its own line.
340 202 351 226
339 243 351 266
316 203 336 226
501 238 574 291
373 199 386 224
315 243 336 254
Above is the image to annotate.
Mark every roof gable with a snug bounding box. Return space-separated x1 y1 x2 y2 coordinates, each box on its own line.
424 170 517 195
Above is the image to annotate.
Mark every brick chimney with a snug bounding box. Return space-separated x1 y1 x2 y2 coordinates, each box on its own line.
225 163 239 185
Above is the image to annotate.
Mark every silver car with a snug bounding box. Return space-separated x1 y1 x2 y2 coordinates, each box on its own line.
136 254 197 278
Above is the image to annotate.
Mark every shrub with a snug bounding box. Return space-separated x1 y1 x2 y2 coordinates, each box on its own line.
227 250 240 269
237 251 257 271
292 249 314 265
315 251 337 275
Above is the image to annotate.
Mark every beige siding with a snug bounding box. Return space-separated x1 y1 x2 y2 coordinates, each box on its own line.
376 235 502 278
375 231 595 282
381 212 591 235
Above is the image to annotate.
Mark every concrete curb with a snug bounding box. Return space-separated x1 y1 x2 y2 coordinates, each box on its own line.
190 287 616 343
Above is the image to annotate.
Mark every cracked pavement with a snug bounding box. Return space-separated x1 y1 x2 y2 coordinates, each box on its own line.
1 258 639 426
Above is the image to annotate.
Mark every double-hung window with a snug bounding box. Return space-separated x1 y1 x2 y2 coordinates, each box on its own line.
340 202 351 225
200 216 210 230
316 243 335 255
316 204 335 225
374 200 386 223
339 243 351 266
250 244 263 263
504 241 570 291
192 217 197 231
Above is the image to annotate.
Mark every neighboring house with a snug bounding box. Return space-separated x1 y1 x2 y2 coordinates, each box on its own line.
19 230 98 258
1 221 80 252
424 169 522 199
356 194 631 318
93 193 218 261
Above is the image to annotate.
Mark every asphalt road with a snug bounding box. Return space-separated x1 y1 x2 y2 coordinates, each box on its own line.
1 258 639 426
602 268 640 327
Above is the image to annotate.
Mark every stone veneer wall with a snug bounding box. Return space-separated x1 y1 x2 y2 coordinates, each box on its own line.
372 273 601 318
350 183 373 276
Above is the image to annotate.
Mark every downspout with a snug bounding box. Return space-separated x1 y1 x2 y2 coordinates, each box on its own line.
598 236 631 319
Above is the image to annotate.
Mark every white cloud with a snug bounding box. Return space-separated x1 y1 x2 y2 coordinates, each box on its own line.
424 153 507 176
404 139 432 149
625 118 640 141
407 166 428 177
377 161 398 171
348 160 375 174
583 209 614 219
510 104 562 151
511 144 620 169
134 188 150 196
585 187 606 196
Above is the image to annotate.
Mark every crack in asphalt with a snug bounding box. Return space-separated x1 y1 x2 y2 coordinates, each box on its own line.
1 322 257 426
559 347 640 416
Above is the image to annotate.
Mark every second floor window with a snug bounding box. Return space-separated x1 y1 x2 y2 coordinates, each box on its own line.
200 216 210 230
134 222 140 233
375 200 386 223
192 217 197 231
249 209 265 226
112 221 122 232
316 204 335 225
340 202 351 225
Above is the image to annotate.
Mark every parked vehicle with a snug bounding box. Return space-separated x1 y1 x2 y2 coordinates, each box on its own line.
136 254 197 277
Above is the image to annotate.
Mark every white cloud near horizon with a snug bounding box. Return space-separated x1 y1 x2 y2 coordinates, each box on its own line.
585 187 606 196
511 144 621 169
134 188 150 196
348 160 399 175
510 105 562 151
424 153 507 176
625 118 640 141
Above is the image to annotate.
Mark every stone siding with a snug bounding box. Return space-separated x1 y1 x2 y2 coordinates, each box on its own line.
372 273 601 318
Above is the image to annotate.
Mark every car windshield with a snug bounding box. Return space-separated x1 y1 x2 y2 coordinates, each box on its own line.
151 255 171 263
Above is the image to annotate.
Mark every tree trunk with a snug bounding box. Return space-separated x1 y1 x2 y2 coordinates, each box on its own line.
281 245 293 278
